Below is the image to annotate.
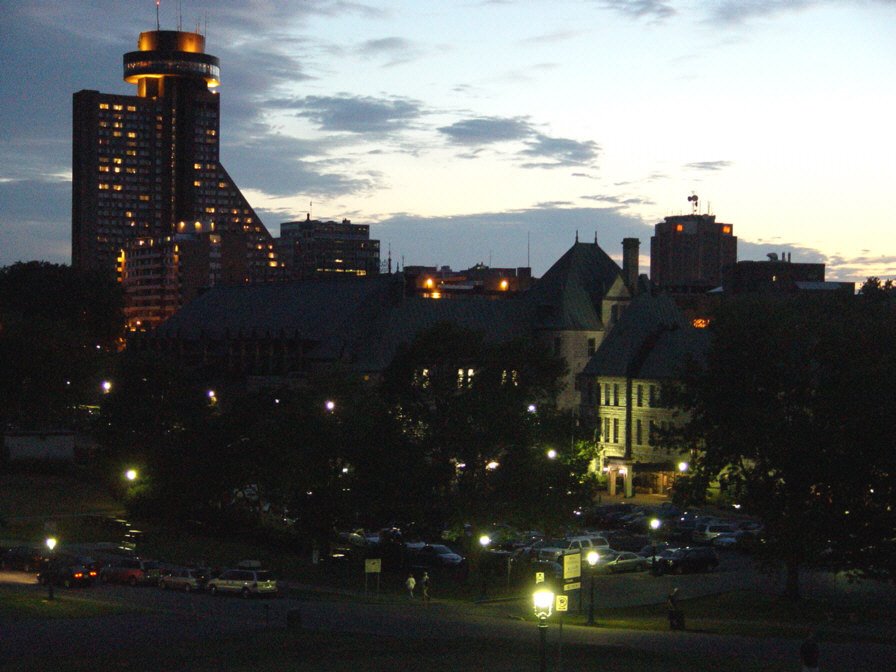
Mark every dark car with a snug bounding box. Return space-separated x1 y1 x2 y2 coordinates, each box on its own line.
410 544 465 570
656 546 719 574
1 546 47 572
38 561 97 588
100 557 161 585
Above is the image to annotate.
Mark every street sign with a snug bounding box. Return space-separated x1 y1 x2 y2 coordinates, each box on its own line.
563 581 581 591
365 558 382 574
563 551 581 579
535 571 545 584
556 595 568 612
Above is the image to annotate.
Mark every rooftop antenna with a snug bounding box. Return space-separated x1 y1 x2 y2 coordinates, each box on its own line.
575 230 579 243
177 0 182 31
527 231 530 268
156 0 160 31
687 192 699 215
309 201 312 219
594 231 597 244
388 243 392 274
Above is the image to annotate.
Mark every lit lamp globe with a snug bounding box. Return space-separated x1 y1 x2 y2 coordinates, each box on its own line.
586 550 599 568
46 537 57 552
479 534 491 549
533 588 554 619
650 518 661 532
678 461 689 473
546 449 557 460
125 469 138 482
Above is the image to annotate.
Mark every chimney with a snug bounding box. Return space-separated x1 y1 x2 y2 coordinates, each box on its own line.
622 238 640 295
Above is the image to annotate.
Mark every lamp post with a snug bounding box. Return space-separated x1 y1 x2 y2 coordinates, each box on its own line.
478 534 491 600
533 588 554 672
45 537 57 600
124 468 138 482
586 550 598 625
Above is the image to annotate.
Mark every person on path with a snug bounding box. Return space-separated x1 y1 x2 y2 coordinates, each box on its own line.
405 573 416 599
800 631 820 672
421 572 431 603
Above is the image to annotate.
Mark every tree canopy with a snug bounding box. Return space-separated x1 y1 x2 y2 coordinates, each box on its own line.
669 286 896 597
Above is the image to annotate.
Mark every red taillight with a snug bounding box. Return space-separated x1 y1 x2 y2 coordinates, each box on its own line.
74 572 83 579
89 571 97 577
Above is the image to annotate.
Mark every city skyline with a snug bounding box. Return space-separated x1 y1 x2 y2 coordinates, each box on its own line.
2 1 894 281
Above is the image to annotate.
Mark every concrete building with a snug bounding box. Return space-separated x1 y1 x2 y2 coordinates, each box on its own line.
72 28 280 284
650 213 737 291
276 217 380 280
579 291 708 497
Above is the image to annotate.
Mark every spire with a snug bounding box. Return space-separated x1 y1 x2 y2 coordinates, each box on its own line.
575 230 579 243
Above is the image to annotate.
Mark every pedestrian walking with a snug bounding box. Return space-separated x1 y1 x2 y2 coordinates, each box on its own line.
667 587 684 630
800 631 820 672
421 571 431 603
405 573 416 599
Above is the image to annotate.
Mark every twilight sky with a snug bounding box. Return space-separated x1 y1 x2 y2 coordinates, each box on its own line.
2 0 894 281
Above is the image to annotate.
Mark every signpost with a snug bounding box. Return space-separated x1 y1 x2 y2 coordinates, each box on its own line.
364 558 381 595
562 551 582 611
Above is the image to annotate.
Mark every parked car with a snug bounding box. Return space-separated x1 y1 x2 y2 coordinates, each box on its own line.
536 536 599 562
410 544 465 569
206 568 278 598
693 522 737 544
159 566 209 592
603 551 648 574
100 557 161 586
1 546 47 572
38 561 97 588
656 546 719 574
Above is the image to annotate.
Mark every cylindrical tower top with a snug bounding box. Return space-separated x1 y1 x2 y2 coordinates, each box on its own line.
124 30 220 89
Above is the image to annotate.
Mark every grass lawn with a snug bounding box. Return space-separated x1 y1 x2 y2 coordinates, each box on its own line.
0 587 137 620
8 627 794 672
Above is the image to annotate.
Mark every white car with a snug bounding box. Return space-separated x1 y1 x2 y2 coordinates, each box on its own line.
537 536 600 562
206 568 278 598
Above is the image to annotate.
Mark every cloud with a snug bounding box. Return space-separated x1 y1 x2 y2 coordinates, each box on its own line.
439 118 600 169
371 206 654 275
357 36 421 65
438 117 534 145
280 95 424 134
0 179 71 265
583 194 655 206
684 160 734 172
708 0 815 25
520 134 600 169
598 0 676 21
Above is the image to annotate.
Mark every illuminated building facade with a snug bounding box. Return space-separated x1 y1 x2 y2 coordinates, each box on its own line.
403 263 533 298
579 291 708 497
72 29 279 289
277 217 380 279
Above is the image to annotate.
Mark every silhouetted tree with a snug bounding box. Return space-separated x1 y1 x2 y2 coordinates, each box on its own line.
669 289 896 598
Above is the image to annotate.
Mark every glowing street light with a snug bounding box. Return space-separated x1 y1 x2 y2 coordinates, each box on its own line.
650 518 661 532
101 380 112 394
546 448 558 460
678 461 689 473
324 399 336 412
125 469 138 482
533 588 555 672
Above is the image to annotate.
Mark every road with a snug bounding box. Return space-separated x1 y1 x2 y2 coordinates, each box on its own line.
3 560 896 671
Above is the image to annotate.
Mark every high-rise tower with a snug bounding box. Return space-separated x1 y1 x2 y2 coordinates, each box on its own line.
72 29 278 284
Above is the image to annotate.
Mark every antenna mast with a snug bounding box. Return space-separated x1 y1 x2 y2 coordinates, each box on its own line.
156 0 160 30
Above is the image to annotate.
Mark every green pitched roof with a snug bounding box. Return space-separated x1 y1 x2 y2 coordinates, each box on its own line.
524 241 626 330
582 291 708 380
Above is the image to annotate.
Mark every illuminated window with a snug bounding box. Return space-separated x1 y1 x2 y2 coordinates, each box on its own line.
722 225 732 234
98 183 109 190
194 163 202 169
113 104 123 111
127 105 136 112
675 224 683 232
500 279 509 290
692 318 710 329
99 103 109 110
127 132 136 138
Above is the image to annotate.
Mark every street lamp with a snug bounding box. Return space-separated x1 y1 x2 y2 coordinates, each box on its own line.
124 468 138 482
101 380 112 394
533 588 554 672
324 399 335 412
586 550 599 625
678 461 689 473
45 537 57 600
546 448 557 460
478 534 491 600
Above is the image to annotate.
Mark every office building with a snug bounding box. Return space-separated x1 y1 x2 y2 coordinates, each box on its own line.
277 217 380 279
650 214 737 292
72 28 279 285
